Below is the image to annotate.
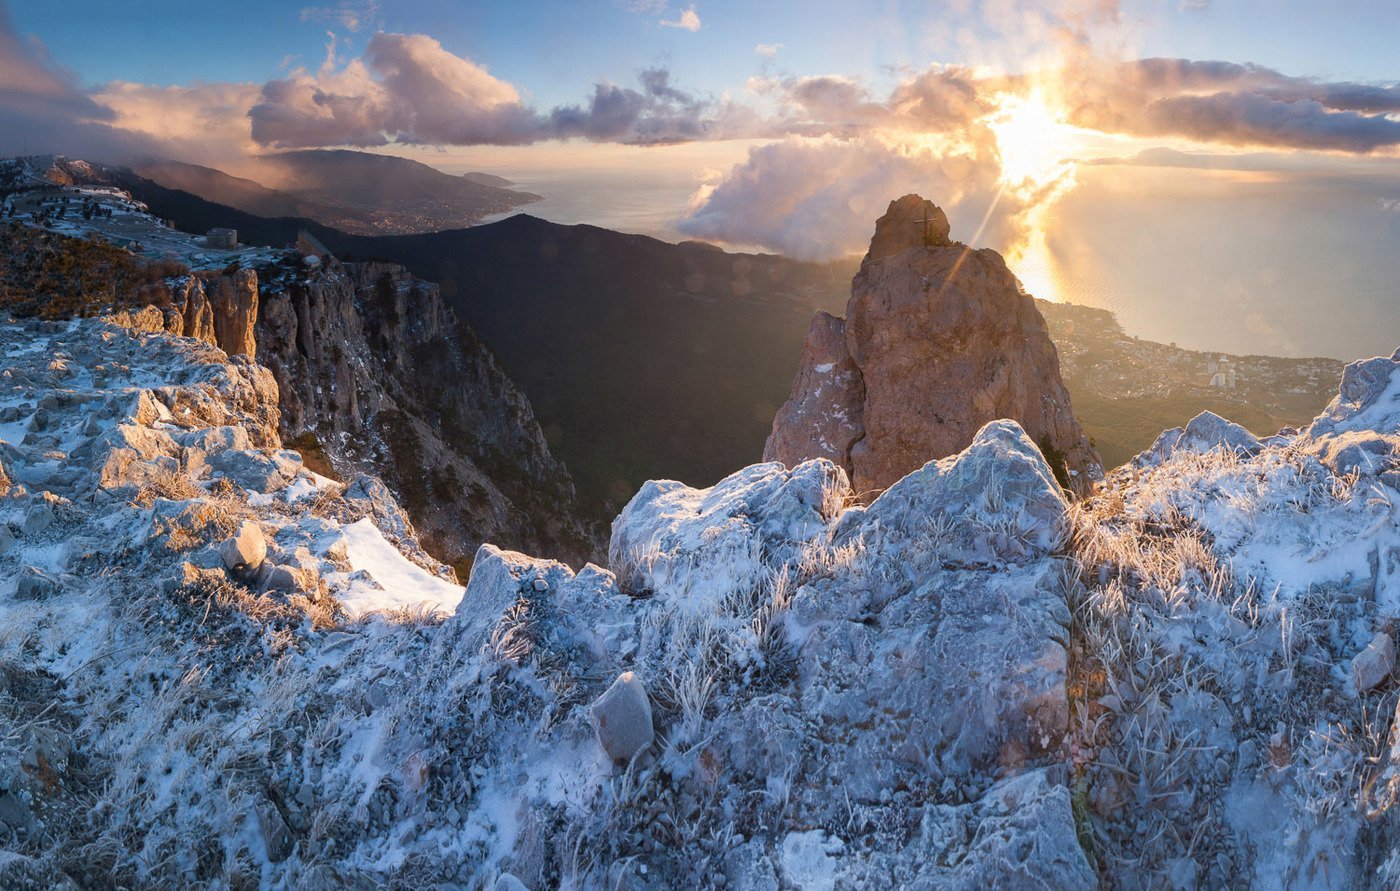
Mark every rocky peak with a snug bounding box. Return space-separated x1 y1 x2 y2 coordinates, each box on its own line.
863 193 952 262
765 194 1101 497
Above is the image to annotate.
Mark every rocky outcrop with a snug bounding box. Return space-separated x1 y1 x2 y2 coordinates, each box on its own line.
765 194 1101 497
256 257 598 568
169 275 215 344
202 268 259 358
0 290 1398 886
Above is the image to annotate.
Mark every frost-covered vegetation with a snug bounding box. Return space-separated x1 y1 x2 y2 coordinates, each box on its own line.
0 303 1394 887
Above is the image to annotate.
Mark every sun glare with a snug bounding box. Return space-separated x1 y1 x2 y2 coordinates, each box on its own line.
989 91 1075 189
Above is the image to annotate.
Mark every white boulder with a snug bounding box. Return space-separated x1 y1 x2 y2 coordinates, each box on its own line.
591 671 654 763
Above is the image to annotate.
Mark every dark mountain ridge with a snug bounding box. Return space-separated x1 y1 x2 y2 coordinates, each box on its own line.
81 165 1338 516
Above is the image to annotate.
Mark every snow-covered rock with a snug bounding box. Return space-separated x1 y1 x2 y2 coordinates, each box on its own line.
219 519 266 573
591 671 654 763
1352 632 1395 692
609 458 848 607
0 283 1397 888
1135 409 1262 466
839 419 1069 564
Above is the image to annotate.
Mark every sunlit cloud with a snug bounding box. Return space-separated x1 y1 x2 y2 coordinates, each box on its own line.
659 5 702 32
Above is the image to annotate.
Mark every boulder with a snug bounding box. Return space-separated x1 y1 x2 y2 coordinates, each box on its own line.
591 671 654 763
838 420 1069 564
764 194 1099 498
220 520 267 574
261 564 317 594
207 449 302 493
1306 431 1398 478
15 567 60 600
864 194 952 258
1352 632 1395 692
610 459 849 605
1308 349 1400 438
21 502 54 537
1176 411 1262 457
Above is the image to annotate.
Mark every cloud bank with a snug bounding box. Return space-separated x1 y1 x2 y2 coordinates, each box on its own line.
248 33 717 148
4 0 1400 261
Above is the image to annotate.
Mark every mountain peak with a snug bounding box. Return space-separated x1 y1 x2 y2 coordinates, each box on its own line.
864 193 952 261
766 193 1101 496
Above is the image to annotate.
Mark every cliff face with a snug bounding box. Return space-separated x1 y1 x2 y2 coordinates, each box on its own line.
765 195 1101 496
256 257 598 568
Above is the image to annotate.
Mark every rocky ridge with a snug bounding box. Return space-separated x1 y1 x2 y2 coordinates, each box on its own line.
0 298 1394 886
765 194 1102 497
104 256 596 570
256 255 599 568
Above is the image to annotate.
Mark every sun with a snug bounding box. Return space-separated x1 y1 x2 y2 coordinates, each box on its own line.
988 91 1075 189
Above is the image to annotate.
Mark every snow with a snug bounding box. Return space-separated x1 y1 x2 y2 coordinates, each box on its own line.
780 830 844 890
337 518 465 617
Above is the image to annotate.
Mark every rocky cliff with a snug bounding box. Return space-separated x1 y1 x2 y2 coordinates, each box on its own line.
255 256 598 569
765 195 1102 496
114 250 598 569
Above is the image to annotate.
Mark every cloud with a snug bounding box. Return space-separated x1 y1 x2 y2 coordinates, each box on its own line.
0 6 156 160
300 1 380 32
659 5 702 32
755 43 782 60
248 33 721 148
678 135 1020 260
1057 56 1400 153
94 80 262 166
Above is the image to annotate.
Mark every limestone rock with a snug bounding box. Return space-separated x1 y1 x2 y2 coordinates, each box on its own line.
1308 348 1400 438
15 567 60 600
175 276 216 345
1177 411 1262 457
254 797 293 863
261 564 317 594
910 769 1094 888
591 671 654 763
207 449 302 493
864 193 952 259
761 312 865 474
1306 430 1398 478
21 502 54 537
220 520 267 574
839 420 1069 564
1352 632 1395 692
204 268 260 358
765 194 1100 498
610 458 849 603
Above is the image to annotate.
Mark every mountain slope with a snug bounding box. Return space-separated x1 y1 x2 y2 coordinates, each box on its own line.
0 302 1392 886
133 151 541 236
251 149 541 234
81 167 1339 511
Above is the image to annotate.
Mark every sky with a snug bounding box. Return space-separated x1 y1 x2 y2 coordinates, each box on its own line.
2 0 1398 359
